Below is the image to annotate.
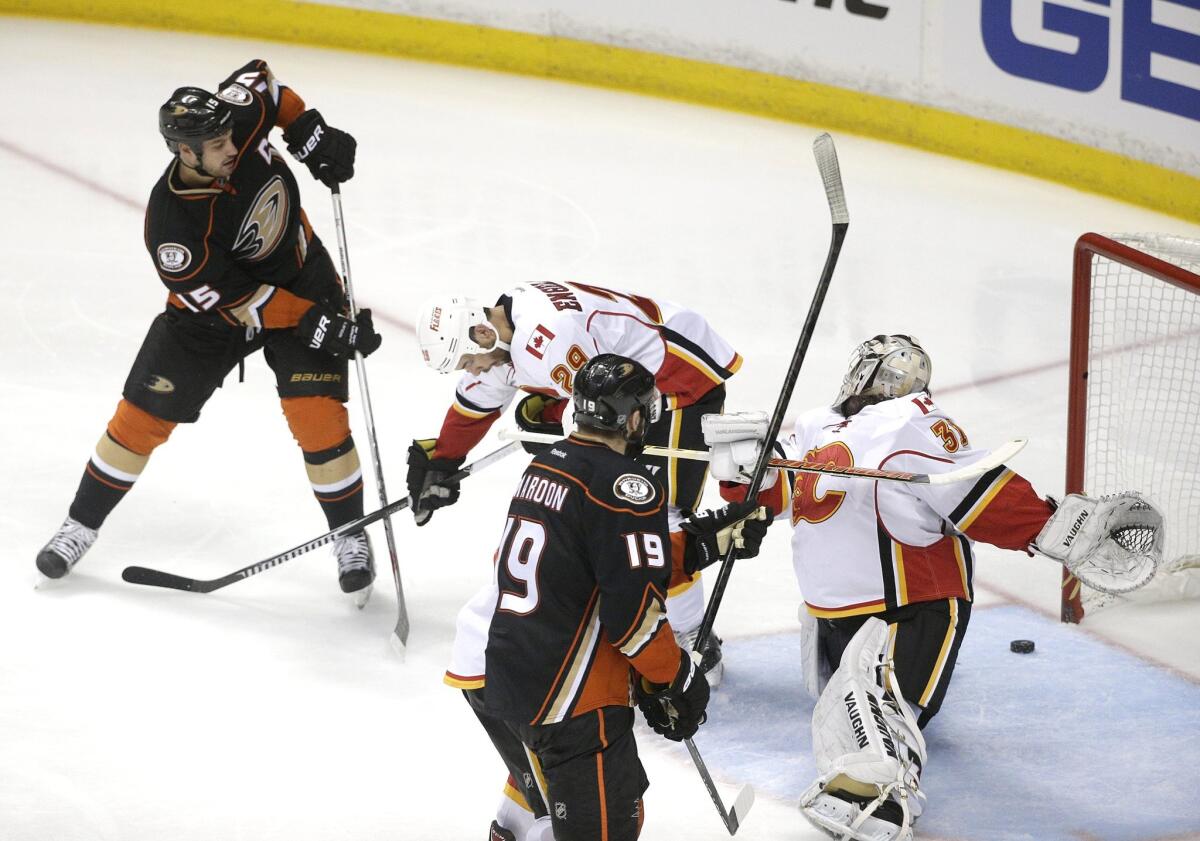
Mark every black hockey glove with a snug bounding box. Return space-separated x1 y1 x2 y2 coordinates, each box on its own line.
283 109 357 187
514 394 567 455
406 439 466 527
296 305 382 359
680 500 771 574
636 648 710 742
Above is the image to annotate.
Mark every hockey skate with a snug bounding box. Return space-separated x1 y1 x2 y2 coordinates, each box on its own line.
803 788 914 841
675 626 724 688
488 821 516 841
36 517 98 580
333 531 375 608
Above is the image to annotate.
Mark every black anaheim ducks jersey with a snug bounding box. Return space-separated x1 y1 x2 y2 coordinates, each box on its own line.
484 436 683 726
144 60 318 331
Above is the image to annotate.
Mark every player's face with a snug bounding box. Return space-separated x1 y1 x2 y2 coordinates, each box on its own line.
459 348 508 375
458 323 508 374
196 130 237 178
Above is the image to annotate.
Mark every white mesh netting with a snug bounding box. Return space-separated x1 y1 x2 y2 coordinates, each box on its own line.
1080 233 1200 610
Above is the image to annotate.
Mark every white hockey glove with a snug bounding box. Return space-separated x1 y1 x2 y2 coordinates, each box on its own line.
701 411 770 484
1033 492 1163 595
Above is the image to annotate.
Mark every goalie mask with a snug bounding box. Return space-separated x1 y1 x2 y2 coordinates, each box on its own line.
834 334 931 409
417 297 511 373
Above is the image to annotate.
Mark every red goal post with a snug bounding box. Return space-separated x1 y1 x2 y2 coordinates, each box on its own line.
1063 233 1200 623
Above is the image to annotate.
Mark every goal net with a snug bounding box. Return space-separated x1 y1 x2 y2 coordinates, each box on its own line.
1062 233 1200 623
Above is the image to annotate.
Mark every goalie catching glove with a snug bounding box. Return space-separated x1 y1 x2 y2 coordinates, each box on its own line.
635 648 710 742
1033 492 1163 595
406 440 465 526
680 500 771 573
514 394 567 455
283 109 356 187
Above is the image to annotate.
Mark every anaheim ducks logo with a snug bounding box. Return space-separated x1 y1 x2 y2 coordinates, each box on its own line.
233 176 289 262
145 375 175 394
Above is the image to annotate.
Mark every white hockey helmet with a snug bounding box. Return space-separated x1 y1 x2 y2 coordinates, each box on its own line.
833 334 931 408
416 297 510 373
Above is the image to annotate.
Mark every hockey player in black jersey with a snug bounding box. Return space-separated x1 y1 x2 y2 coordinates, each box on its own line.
35 61 382 600
471 354 771 841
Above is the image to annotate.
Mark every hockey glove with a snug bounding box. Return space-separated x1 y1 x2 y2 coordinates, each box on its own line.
1034 492 1162 595
514 394 567 455
283 109 357 187
702 411 770 484
296 305 382 359
636 648 710 742
680 500 771 574
406 439 465 527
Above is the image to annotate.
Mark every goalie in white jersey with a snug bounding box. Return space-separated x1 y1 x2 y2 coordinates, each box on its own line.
411 281 743 683
707 334 1163 841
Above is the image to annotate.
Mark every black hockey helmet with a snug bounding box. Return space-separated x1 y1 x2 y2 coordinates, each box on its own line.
158 87 233 154
573 354 661 438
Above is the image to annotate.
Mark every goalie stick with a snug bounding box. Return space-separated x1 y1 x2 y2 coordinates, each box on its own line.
329 185 408 653
498 429 1027 486
121 442 521 596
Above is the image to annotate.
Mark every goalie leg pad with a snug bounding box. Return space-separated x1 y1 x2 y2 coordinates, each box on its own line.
800 618 927 841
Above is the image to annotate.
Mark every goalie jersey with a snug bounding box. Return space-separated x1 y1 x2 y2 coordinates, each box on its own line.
468 437 683 726
729 393 1053 617
434 281 742 458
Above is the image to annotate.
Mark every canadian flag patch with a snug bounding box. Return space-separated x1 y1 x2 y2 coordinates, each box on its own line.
526 324 556 360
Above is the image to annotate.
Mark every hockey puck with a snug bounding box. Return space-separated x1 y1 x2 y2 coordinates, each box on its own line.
1010 639 1035 654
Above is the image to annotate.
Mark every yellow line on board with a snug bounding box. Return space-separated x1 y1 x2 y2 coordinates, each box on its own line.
3 0 1197 223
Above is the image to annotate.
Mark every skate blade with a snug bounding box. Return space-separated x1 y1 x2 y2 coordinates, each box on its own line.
348 583 373 609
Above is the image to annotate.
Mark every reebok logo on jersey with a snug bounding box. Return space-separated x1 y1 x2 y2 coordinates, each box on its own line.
157 243 191 272
614 474 655 504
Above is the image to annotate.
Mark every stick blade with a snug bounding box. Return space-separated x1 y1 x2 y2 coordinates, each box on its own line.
727 784 755 835
812 133 849 225
122 566 205 592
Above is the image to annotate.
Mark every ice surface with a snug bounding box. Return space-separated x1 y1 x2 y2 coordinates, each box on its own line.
2 16 1198 841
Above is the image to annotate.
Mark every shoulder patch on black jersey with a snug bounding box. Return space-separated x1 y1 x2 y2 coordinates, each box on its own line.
613 473 655 505
156 243 191 272
217 84 253 106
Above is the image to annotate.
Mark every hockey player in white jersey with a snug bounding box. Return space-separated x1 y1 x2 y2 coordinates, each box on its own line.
410 281 743 684
705 334 1162 840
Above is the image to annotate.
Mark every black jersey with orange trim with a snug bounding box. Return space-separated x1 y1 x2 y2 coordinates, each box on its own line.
144 60 324 332
484 436 683 727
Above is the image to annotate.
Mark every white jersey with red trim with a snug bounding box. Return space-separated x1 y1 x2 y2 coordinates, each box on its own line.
449 280 741 421
764 392 1050 618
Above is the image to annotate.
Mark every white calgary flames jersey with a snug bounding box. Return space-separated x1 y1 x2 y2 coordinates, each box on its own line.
436 280 741 458
742 393 1051 618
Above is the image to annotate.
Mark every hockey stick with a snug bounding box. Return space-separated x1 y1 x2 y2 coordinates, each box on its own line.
686 740 755 836
694 133 848 654
121 442 521 595
673 135 847 834
328 185 410 652
498 429 1027 486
